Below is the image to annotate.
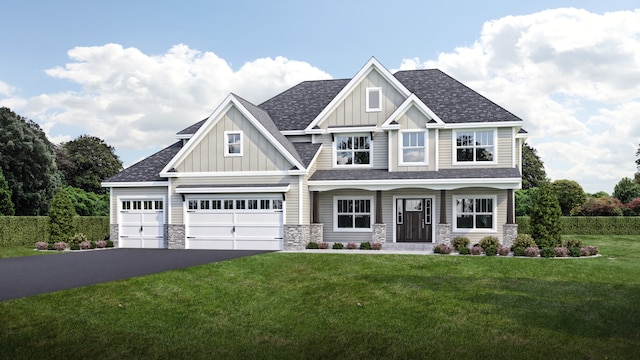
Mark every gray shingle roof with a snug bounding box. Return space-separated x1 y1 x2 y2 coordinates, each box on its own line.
177 118 206 135
394 69 522 123
292 142 322 168
103 141 183 183
309 167 521 181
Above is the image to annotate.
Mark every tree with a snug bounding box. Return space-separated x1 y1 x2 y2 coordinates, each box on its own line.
551 179 587 216
530 183 562 248
613 177 640 205
0 167 15 216
515 188 538 216
571 196 623 216
522 143 547 190
58 135 122 194
65 186 109 216
49 187 77 243
0 107 60 215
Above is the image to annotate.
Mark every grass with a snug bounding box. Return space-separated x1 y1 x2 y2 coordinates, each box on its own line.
0 246 60 259
1 235 639 359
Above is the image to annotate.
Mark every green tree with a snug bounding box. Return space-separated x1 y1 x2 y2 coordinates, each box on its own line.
515 188 538 216
49 187 77 243
65 186 109 216
551 179 587 216
522 143 547 190
0 167 15 216
613 177 640 204
530 183 562 248
0 107 60 215
58 135 123 194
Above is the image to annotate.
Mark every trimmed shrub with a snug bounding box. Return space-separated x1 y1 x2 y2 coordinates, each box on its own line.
451 236 470 251
306 241 319 249
47 243 55 250
359 242 372 250
90 241 97 249
372 242 382 250
318 242 329 249
554 247 569 257
564 238 583 248
80 241 91 250
479 236 500 250
49 188 77 244
70 243 81 250
524 247 540 257
69 233 88 245
35 241 48 250
513 247 525 257
569 246 581 257
332 242 344 250
346 242 358 250
540 247 556 258
106 240 114 248
434 243 452 254
484 245 498 256
530 184 562 248
511 234 537 251
498 245 510 256
458 247 471 255
96 240 106 248
471 246 483 255
581 246 599 256
54 242 67 251
586 245 599 255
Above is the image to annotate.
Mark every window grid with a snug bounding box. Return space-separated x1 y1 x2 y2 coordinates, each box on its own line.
336 198 372 230
455 130 495 163
401 131 426 164
187 199 282 211
335 134 371 166
455 197 494 230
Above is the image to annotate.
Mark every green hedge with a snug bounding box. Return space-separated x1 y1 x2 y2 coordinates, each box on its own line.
0 216 109 247
516 216 640 235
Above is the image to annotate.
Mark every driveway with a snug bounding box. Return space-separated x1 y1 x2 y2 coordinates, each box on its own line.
0 249 270 301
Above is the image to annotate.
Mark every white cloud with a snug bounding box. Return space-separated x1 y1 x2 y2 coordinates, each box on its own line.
0 80 14 97
2 44 331 154
398 7 640 193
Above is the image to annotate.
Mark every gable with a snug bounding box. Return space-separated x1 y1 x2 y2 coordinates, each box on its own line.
397 106 430 129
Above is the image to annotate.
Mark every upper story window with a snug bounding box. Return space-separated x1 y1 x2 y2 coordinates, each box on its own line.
400 130 428 165
455 130 496 164
366 87 382 112
224 131 243 157
335 134 371 166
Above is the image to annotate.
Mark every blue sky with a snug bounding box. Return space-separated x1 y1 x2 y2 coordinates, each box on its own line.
1 0 639 193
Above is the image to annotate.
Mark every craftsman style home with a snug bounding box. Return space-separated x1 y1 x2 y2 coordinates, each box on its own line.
103 58 524 250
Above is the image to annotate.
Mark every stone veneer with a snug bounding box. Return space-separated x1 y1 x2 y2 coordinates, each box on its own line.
167 224 185 249
283 224 324 250
372 224 386 243
109 224 119 248
435 224 451 245
502 224 518 249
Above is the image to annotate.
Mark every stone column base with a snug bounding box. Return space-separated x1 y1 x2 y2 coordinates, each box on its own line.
372 224 386 243
436 224 451 245
167 224 185 249
310 224 323 244
109 224 119 248
503 224 518 248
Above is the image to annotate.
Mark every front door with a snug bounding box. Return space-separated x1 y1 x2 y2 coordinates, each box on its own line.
396 198 432 242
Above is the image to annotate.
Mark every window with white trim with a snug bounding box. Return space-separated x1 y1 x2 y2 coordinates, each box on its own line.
455 130 495 163
335 134 371 166
366 87 382 112
334 197 372 231
454 196 495 231
224 131 243 156
400 130 427 165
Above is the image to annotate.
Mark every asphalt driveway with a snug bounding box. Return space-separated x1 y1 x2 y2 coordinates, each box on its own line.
0 249 270 301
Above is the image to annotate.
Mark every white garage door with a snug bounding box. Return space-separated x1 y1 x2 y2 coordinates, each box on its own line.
185 196 283 250
119 199 165 248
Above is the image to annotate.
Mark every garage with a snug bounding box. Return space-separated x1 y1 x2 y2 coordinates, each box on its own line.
119 199 165 248
184 195 284 250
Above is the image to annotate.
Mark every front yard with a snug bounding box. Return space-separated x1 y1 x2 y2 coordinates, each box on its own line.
1 235 639 359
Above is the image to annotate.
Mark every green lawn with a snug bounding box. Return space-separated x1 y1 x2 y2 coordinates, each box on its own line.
0 246 59 259
1 236 639 359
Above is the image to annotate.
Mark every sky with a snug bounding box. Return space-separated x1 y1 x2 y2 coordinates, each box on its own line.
1 0 639 194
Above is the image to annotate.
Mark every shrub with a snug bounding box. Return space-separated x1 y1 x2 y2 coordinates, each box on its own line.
332 242 344 250
80 241 91 250
511 234 537 251
434 244 452 254
54 242 67 251
530 183 562 248
479 236 500 250
35 241 48 250
569 246 581 257
513 247 525 256
359 242 372 250
69 233 88 245
458 247 471 255
318 242 329 249
346 242 358 250
484 245 498 256
581 246 599 256
70 243 81 250
498 245 510 256
471 246 483 255
90 241 97 249
306 241 319 249
540 247 556 258
106 240 114 248
554 246 569 257
571 196 623 216
47 243 55 251
524 247 540 257
451 236 470 251
372 242 382 250
49 188 77 243
564 238 583 248
96 240 106 248
585 245 599 255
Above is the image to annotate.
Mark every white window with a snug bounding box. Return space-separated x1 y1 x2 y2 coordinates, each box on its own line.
224 131 243 156
334 197 373 232
453 196 496 231
400 130 427 165
272 199 283 210
335 134 371 166
454 130 496 164
366 87 382 112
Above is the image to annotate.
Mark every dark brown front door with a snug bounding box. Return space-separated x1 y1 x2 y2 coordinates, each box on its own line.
397 198 432 242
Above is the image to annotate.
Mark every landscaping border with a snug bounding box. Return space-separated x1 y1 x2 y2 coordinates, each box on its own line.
516 216 640 235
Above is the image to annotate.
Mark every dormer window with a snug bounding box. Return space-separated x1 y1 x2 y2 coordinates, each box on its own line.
366 87 381 112
224 131 243 157
400 130 428 165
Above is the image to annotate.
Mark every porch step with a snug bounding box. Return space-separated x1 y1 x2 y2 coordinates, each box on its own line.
382 242 435 252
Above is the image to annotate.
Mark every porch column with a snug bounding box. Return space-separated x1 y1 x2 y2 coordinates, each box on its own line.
439 190 447 224
506 189 515 224
436 190 451 245
372 190 386 243
376 190 383 224
312 191 319 224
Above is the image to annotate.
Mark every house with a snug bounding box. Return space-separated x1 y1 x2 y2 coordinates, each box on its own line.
102 58 525 250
